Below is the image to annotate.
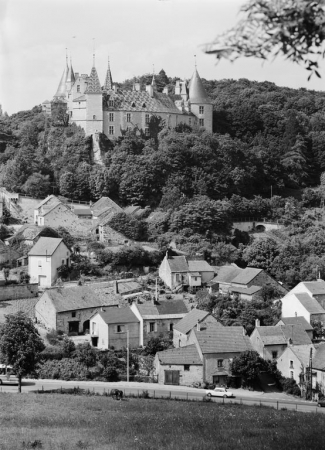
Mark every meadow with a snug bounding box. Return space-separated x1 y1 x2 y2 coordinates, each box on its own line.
0 393 324 450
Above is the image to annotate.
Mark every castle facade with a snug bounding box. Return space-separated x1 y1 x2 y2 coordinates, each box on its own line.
43 57 213 138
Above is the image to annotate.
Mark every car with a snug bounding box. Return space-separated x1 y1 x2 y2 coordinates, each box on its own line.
0 365 19 385
317 400 325 407
205 387 235 398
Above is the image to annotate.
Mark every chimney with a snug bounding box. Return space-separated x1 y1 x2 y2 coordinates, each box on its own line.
114 280 118 294
152 295 155 305
255 318 260 328
243 327 247 336
146 84 154 97
134 82 141 92
197 320 201 331
175 80 180 95
163 86 168 95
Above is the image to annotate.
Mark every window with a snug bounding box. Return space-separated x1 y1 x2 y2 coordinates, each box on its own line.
272 351 278 360
290 371 294 379
217 359 223 368
117 325 124 333
61 259 65 265
79 102 81 105
77 85 80 93
72 312 76 318
184 365 190 371
149 322 155 332
145 128 150 137
126 113 131 122
93 115 96 120
194 277 197 281
109 126 114 135
169 323 173 331
145 114 150 124
38 260 42 267
199 106 204 114
109 100 114 107
70 111 73 117
109 112 114 122
189 118 192 126
199 118 204 127
142 103 146 108
131 102 136 107
176 274 180 282
290 360 294 369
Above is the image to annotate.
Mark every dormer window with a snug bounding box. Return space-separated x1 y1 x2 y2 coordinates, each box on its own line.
131 102 136 107
109 100 114 107
142 103 146 108
93 115 96 120
77 85 80 93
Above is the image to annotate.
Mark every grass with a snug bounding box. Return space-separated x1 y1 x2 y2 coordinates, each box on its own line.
0 394 324 450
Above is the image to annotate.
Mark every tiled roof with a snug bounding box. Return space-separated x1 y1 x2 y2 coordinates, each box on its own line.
54 62 69 98
157 344 202 365
230 285 262 295
291 345 314 367
136 300 188 317
117 281 142 294
256 325 312 346
194 324 253 354
313 343 325 370
294 293 325 314
277 317 314 331
73 207 92 216
167 256 189 272
211 266 242 284
98 307 139 325
42 286 120 313
85 66 102 94
231 268 263 285
106 89 191 115
28 237 65 256
35 195 61 210
174 308 211 334
188 260 214 272
92 197 123 217
301 281 325 296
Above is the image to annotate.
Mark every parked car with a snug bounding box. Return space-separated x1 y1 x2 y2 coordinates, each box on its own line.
317 400 325 407
0 365 19 385
206 387 235 398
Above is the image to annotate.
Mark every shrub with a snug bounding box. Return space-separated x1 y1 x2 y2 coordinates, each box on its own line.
37 358 91 380
74 343 97 367
46 329 59 345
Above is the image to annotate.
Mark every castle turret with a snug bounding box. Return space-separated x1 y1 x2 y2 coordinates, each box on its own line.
104 57 113 91
53 56 69 100
188 68 213 132
85 57 103 135
66 59 76 92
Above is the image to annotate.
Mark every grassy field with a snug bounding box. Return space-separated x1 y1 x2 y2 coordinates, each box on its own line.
0 394 324 450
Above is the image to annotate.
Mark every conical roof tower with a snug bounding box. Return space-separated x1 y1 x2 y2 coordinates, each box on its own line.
54 56 69 99
85 61 102 94
188 69 211 103
67 59 75 85
104 57 113 91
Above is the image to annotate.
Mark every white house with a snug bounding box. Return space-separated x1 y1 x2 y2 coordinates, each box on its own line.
281 292 325 324
34 195 61 225
28 237 71 287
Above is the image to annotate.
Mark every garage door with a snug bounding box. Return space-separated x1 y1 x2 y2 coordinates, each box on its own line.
164 370 180 385
38 275 47 287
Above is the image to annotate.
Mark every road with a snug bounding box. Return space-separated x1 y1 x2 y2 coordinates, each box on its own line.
1 379 324 414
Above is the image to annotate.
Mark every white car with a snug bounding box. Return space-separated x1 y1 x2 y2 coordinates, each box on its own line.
206 387 234 398
0 365 19 385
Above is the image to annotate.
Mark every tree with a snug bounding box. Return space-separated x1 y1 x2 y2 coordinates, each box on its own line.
243 237 279 274
143 333 173 355
0 312 45 392
204 0 325 79
22 173 52 198
231 350 267 387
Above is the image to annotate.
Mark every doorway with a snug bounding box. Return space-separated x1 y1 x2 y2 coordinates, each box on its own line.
164 370 180 385
68 321 79 335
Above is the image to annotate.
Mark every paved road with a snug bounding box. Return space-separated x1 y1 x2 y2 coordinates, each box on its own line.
1 379 324 414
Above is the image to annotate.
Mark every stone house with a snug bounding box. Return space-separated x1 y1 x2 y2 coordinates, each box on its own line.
35 285 120 334
187 323 253 385
89 307 140 350
34 195 61 225
6 224 59 247
250 320 313 361
28 237 71 287
71 206 93 219
276 316 314 341
91 196 123 219
36 202 90 234
208 265 287 300
91 219 128 244
154 345 203 386
281 291 325 324
158 252 214 290
130 299 188 346
173 308 221 348
276 344 314 386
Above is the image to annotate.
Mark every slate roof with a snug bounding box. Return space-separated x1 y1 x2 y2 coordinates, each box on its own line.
92 197 123 216
277 317 314 331
35 195 61 210
28 237 66 256
231 268 263 285
117 280 142 294
188 260 214 272
313 344 325 370
167 256 189 272
294 293 325 314
230 285 262 295
7 225 58 244
300 281 325 296
136 300 188 318
98 307 139 325
174 308 211 334
42 286 120 313
193 324 253 354
210 266 242 284
85 66 102 94
73 207 92 216
188 69 211 104
157 344 203 365
291 345 314 367
256 325 312 346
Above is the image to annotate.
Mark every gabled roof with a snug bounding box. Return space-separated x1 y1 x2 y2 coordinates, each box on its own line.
313 344 325 371
41 286 119 313
92 197 123 217
97 307 139 325
294 293 325 314
188 260 214 272
188 69 211 104
277 317 314 331
174 308 212 334
7 225 58 243
104 58 113 91
255 325 312 346
157 344 202 365
230 285 262 295
231 268 263 285
117 280 142 294
193 323 253 354
35 195 61 210
210 266 242 284
291 345 314 368
28 237 66 256
85 66 102 94
300 281 325 296
73 206 92 216
136 300 188 318
167 256 189 272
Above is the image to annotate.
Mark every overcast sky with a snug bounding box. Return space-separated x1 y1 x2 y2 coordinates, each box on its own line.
1 0 324 115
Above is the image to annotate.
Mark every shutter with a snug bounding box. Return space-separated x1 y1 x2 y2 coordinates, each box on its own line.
154 322 158 332
146 322 150 333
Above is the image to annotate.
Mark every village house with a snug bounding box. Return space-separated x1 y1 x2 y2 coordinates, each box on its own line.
276 316 314 340
71 205 93 219
276 343 314 387
290 280 325 306
113 279 142 297
35 285 120 334
281 291 325 324
159 252 215 291
6 224 59 247
91 196 123 219
36 202 90 234
154 344 203 386
312 344 325 395
34 195 61 225
250 320 313 361
89 307 140 350
130 298 188 346
28 237 71 287
173 308 221 348
208 265 287 300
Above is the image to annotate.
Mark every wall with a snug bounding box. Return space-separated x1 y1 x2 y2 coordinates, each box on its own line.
281 294 310 323
42 203 90 234
0 283 38 301
247 271 287 295
108 321 140 350
99 224 127 244
57 307 101 334
130 303 144 345
142 314 186 345
35 293 57 329
233 222 283 232
86 94 103 135
277 346 306 385
204 352 240 384
158 256 172 289
200 270 215 284
190 103 213 133
90 314 109 349
250 328 287 360
154 355 203 386
173 329 188 348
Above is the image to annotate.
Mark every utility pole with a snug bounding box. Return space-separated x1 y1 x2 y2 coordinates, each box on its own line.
127 327 129 383
155 277 158 303
309 347 313 401
271 185 273 199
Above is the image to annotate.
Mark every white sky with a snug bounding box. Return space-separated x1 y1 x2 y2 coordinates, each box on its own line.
0 0 324 115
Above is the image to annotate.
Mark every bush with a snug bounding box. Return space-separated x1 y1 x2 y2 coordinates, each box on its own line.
74 343 97 367
108 212 148 240
37 358 91 380
279 377 301 396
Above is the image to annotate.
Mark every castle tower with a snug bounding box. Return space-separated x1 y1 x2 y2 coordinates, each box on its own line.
53 56 69 100
188 68 213 132
66 58 76 92
104 57 113 91
85 57 103 135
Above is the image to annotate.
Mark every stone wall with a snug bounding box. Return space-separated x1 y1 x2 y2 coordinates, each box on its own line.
154 356 203 386
0 283 38 301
